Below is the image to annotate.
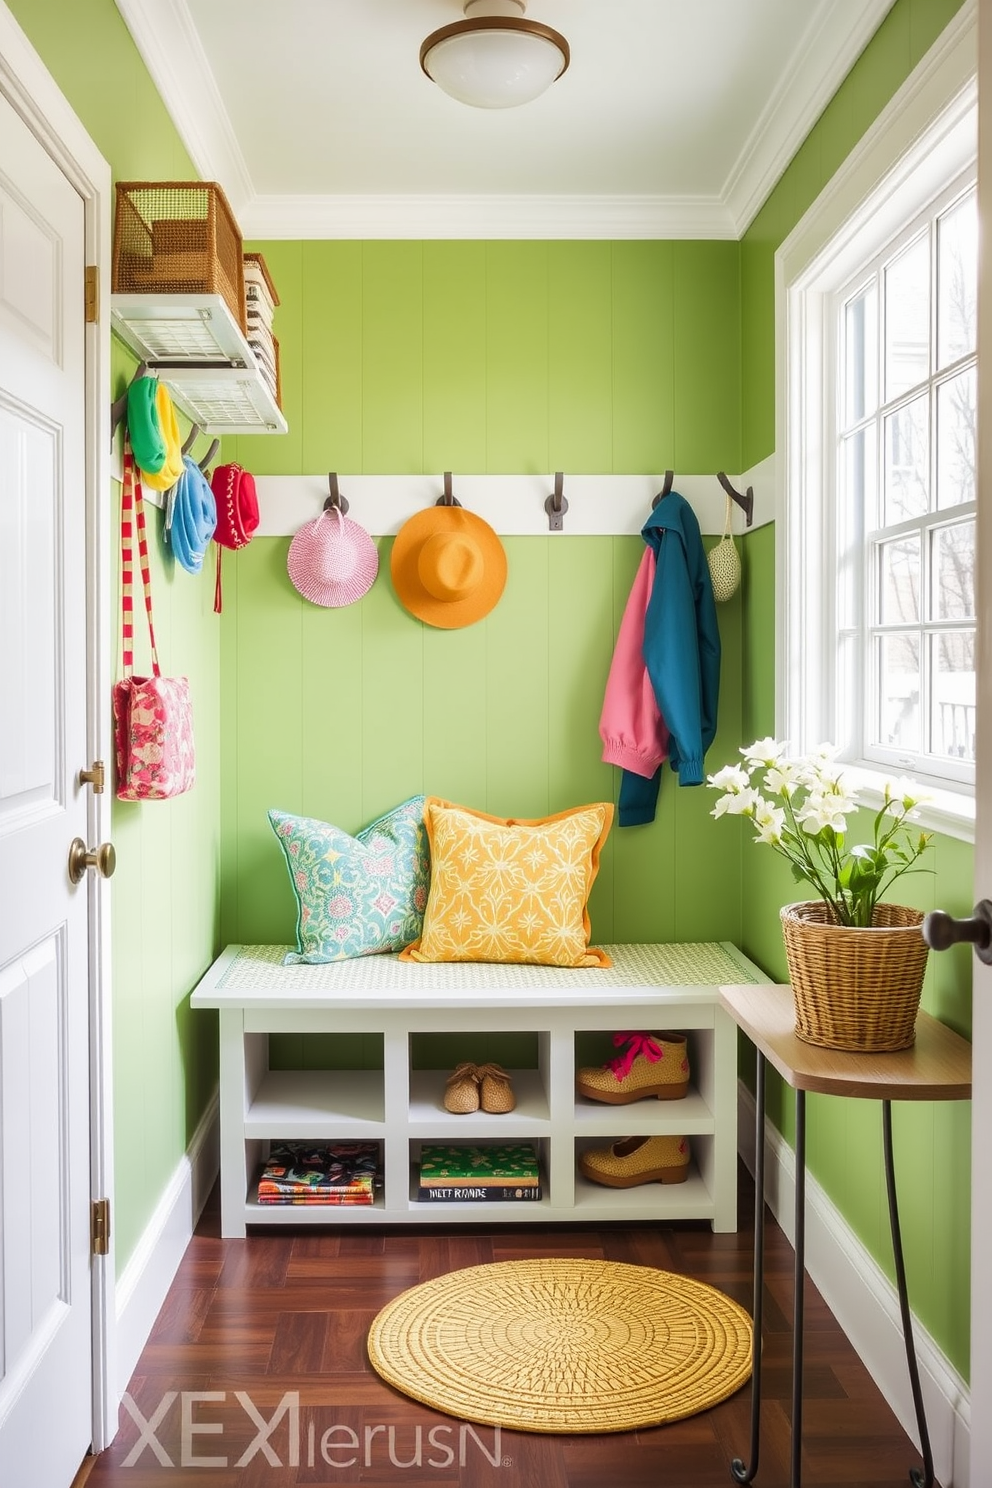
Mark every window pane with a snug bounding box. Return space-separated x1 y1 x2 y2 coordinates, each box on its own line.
876 634 920 752
884 234 930 400
839 426 877 625
932 520 976 620
878 535 920 623
845 284 878 424
937 192 977 367
936 366 976 509
884 395 929 522
930 630 976 761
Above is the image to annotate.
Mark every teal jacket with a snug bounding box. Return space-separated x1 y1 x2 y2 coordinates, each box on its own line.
619 492 721 825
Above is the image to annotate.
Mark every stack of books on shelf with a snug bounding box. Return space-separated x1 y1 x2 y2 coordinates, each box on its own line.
243 251 280 406
257 1141 379 1206
417 1143 542 1202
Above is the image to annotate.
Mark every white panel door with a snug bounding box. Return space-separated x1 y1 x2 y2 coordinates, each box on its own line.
0 87 92 1483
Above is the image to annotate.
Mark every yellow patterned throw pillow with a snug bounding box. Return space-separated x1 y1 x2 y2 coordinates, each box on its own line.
400 798 614 968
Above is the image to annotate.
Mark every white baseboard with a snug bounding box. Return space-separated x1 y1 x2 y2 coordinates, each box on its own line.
114 1090 219 1395
738 1080 971 1487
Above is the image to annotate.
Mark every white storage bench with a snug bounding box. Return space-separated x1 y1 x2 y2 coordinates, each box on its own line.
190 941 767 1238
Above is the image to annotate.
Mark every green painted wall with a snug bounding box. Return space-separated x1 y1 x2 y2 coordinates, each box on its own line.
223 240 741 477
220 242 746 1053
739 0 973 1375
9 0 222 1275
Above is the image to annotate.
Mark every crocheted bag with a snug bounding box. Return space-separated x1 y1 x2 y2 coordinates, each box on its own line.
708 493 741 602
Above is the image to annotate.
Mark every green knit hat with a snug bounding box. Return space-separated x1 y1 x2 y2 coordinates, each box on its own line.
126 376 165 474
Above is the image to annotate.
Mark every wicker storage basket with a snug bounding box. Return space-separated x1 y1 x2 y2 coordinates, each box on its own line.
780 900 930 1052
113 181 246 333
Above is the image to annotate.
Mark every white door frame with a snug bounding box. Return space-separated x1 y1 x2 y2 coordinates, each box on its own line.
0 1 117 1452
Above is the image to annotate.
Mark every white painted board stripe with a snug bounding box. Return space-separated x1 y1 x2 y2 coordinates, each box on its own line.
252 458 775 538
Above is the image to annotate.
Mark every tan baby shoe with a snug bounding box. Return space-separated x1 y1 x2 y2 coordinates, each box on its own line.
477 1062 516 1113
443 1062 480 1113
579 1134 691 1188
576 1031 689 1104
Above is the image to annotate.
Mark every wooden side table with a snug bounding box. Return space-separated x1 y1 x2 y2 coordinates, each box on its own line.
720 983 971 1488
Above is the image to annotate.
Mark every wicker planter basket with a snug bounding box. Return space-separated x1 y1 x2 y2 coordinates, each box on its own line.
780 901 930 1052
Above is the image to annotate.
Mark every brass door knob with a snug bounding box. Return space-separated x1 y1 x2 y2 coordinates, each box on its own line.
68 837 116 884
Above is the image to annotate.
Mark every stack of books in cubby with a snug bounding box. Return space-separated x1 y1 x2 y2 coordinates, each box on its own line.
258 1141 380 1206
417 1142 541 1202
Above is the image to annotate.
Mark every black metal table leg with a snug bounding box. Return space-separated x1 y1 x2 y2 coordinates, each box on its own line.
791 1088 806 1488
882 1099 935 1488
732 1051 766 1484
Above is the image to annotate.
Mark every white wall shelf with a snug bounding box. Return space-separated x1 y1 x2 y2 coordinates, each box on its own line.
191 942 768 1236
110 291 287 434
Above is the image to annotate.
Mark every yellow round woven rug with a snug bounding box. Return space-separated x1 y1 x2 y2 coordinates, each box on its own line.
367 1258 752 1434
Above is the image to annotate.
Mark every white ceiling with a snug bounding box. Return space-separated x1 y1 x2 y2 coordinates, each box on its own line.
115 0 897 238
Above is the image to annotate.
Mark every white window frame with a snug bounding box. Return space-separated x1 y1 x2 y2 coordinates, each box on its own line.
776 0 977 842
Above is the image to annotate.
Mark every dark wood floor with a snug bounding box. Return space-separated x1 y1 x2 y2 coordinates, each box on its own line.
86 1165 935 1487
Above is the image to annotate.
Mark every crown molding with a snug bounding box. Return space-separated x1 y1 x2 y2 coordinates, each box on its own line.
723 0 902 236
114 0 944 242
237 192 737 241
113 0 253 219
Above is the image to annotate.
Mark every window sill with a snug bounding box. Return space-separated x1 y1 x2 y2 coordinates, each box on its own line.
843 764 975 845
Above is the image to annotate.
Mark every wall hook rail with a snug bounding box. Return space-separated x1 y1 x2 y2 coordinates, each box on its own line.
323 472 349 515
651 469 675 509
435 471 462 508
717 471 754 528
545 471 569 531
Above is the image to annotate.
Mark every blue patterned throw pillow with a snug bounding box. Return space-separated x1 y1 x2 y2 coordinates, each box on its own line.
268 797 430 963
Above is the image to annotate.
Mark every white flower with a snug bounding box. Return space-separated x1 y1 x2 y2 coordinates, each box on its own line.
740 737 785 768
814 759 848 787
720 788 762 817
883 776 932 815
818 777 857 815
753 799 785 843
707 764 750 792
799 797 848 834
763 761 804 798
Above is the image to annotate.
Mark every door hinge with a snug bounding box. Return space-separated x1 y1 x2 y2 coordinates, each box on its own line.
84 266 99 324
91 1198 110 1256
79 760 105 794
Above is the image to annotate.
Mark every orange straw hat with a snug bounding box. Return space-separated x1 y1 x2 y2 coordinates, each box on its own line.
391 503 507 629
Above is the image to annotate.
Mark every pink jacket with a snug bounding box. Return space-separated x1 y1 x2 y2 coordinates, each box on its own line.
599 548 669 777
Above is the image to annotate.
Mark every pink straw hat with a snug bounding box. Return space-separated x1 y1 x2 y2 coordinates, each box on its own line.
287 507 379 607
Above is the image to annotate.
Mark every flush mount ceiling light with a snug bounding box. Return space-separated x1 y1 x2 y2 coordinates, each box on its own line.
420 0 569 109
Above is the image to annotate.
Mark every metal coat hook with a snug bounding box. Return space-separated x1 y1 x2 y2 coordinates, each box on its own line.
109 361 151 449
198 437 220 475
651 469 675 509
545 471 569 531
717 471 754 528
181 423 202 455
323 472 349 515
435 471 462 508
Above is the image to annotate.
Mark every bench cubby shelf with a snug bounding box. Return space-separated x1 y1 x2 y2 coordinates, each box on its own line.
190 942 767 1238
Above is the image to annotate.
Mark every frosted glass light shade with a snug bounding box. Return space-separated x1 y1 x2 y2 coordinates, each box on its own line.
420 18 569 109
